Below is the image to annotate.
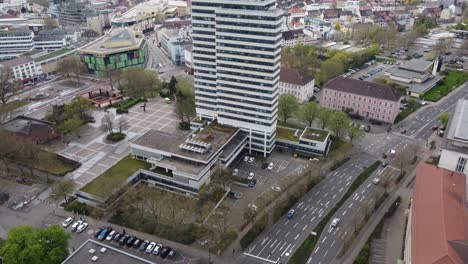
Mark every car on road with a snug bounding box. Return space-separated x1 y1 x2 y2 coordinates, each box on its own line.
62 217 74 228
438 129 445 137
248 172 255 180
400 128 407 134
248 179 257 188
261 163 268 169
71 220 83 232
420 100 427 105
331 218 340 227
153 243 163 255
373 178 381 185
106 230 116 241
94 227 104 238
146 242 156 253
160 247 172 258
287 209 296 219
77 222 88 233
232 169 239 176
267 163 274 170
248 157 255 163
139 240 149 251
227 191 241 200
244 156 250 162
271 185 281 192
119 234 130 246
381 161 389 168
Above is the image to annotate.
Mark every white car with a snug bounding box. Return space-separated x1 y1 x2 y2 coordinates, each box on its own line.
248 157 255 163
62 217 74 228
244 156 250 162
71 220 83 232
152 243 162 255
267 163 274 170
77 222 88 233
331 218 340 227
232 169 239 176
373 178 381 185
106 230 116 241
146 242 156 253
421 100 427 105
248 172 255 180
271 185 281 192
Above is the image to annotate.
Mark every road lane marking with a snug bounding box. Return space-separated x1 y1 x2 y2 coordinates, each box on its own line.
361 189 365 194
258 239 273 255
348 202 354 208
322 236 327 243
272 240 281 252
324 250 328 257
303 224 308 231
360 196 365 202
339 187 343 192
285 231 290 237
261 237 269 246
312 208 318 214
243 253 278 264
324 192 329 197
293 223 299 228
314 246 320 253
331 241 335 247
311 216 316 222
342 210 347 216
325 201 330 206
332 194 336 199
270 239 278 249
295 234 300 240
282 244 291 256
367 183 371 187
276 229 281 235
279 241 287 251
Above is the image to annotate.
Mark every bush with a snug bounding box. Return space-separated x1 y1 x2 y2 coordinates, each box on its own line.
106 132 126 142
116 108 129 114
160 88 170 98
240 223 266 250
113 97 147 114
64 200 89 215
330 157 350 171
179 121 191 130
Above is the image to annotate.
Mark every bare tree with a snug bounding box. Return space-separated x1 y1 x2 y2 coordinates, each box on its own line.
101 113 115 134
116 117 128 134
52 179 75 202
0 66 21 106
57 57 85 85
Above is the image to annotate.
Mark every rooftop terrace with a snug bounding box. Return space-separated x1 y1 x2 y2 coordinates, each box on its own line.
301 128 329 142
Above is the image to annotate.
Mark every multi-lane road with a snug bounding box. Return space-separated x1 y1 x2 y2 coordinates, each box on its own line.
241 82 468 264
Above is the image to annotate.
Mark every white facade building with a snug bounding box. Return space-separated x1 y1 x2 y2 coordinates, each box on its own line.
0 29 34 60
0 55 41 81
279 67 314 103
439 99 468 176
191 0 284 156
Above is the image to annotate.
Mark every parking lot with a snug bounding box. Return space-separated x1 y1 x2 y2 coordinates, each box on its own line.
210 150 311 230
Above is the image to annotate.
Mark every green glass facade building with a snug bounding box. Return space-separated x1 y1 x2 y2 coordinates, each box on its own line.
79 49 146 77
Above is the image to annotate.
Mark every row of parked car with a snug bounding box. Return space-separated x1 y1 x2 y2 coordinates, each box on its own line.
94 227 177 259
62 217 88 233
358 65 386 80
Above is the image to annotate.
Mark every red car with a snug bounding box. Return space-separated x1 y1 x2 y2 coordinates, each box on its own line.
432 124 438 130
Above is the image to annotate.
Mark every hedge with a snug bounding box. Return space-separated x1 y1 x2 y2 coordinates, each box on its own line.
240 222 266 250
112 97 148 114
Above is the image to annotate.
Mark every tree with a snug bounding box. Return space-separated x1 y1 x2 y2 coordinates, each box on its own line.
121 68 159 98
52 179 75 202
0 225 71 264
278 94 299 123
0 66 21 105
43 17 57 29
334 23 341 31
329 112 351 139
104 68 121 90
101 113 115 134
168 76 178 96
21 6 27 13
438 112 450 128
297 102 320 127
175 80 195 127
57 56 85 85
347 123 365 144
59 115 83 137
116 117 128 133
65 97 93 121
316 108 334 129
320 56 346 83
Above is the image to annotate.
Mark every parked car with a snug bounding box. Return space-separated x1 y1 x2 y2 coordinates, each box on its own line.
227 191 240 200
133 239 142 249
271 185 281 192
381 161 389 168
438 130 445 137
243 156 250 162
62 217 74 228
232 169 239 176
146 242 156 253
153 243 163 255
119 234 129 246
160 247 171 258
248 157 255 163
139 240 149 251
267 163 274 170
168 249 176 259
331 218 340 227
432 124 439 130
248 179 257 188
113 233 122 242
77 222 88 233
287 209 296 219
126 236 136 247
71 220 83 232
94 227 104 237
248 172 255 180
98 227 112 241
364 125 371 132
106 230 116 241
261 163 268 169
400 128 407 134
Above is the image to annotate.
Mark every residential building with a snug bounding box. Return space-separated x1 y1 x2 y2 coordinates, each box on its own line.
439 99 468 176
0 55 41 82
0 28 34 60
304 17 332 40
131 121 247 194
384 58 444 98
192 0 284 156
77 27 147 77
279 67 314 103
157 28 188 66
281 29 305 47
1 115 59 144
276 126 331 156
404 163 468 264
320 77 401 124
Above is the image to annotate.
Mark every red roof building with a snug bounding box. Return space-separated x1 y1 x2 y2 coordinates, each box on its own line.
410 163 468 264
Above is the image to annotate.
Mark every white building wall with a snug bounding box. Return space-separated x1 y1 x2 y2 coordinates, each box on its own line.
11 61 41 81
439 149 468 175
279 79 314 103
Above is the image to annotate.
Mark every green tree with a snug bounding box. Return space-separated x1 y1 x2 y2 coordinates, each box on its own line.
52 179 75 202
168 76 178 96
278 94 299 123
59 114 83 136
65 97 93 121
175 80 195 127
347 123 365 143
0 225 71 264
321 55 346 83
329 112 351 139
297 102 320 127
334 23 341 31
316 108 334 129
438 112 450 128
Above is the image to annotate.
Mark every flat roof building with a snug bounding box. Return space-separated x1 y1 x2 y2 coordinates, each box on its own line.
1 115 59 144
0 29 34 60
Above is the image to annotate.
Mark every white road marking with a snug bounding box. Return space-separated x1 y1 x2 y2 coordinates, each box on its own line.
342 210 347 216
276 229 282 235
294 234 300 240
349 202 354 208
325 201 330 206
279 241 287 251
312 208 318 214
303 224 308 231
367 183 371 187
314 246 320 253
293 223 299 228
332 194 336 199
339 187 344 192
322 236 327 243
324 250 328 257
331 241 335 247
285 231 290 237
281 244 291 256
269 239 278 249
311 216 316 222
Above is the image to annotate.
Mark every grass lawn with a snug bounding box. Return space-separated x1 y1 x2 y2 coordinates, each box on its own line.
0 100 28 113
424 71 468 102
277 120 304 129
80 155 150 197
395 100 422 123
35 151 77 175
35 48 73 62
276 127 301 142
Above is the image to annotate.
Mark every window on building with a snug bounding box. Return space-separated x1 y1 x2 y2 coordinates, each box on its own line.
456 157 467 173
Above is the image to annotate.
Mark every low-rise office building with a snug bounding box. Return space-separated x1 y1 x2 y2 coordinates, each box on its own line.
0 29 34 60
320 77 401 124
77 27 147 77
130 121 247 194
276 126 332 156
157 28 188 66
279 67 314 103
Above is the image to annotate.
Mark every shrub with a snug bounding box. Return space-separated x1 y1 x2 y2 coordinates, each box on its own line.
64 200 89 215
114 97 147 114
116 108 129 114
179 121 191 130
240 222 266 250
106 132 126 142
160 88 170 98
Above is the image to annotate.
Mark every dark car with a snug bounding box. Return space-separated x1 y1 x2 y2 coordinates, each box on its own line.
167 249 176 259
400 128 407 134
113 233 122 242
248 179 257 188
261 163 268 169
139 240 149 251
94 227 104 238
364 125 371 132
132 239 142 249
119 234 130 246
126 236 136 247
98 227 112 241
227 191 240 200
159 247 171 258
381 161 389 168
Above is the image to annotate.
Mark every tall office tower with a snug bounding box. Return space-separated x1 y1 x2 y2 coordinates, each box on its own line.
191 0 283 156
